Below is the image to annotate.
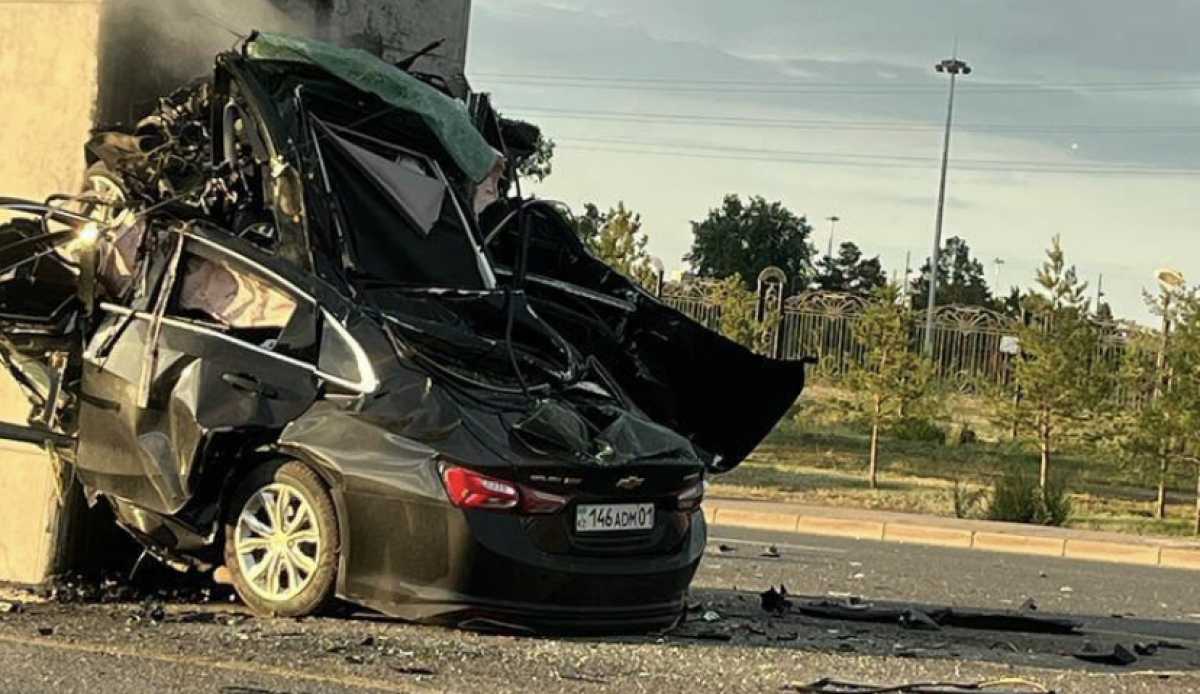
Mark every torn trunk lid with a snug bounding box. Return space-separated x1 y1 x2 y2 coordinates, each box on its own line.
482 201 808 472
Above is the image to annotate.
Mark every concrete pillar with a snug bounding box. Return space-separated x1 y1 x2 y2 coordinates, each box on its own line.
97 0 472 126
0 0 472 586
0 1 102 200
0 1 104 586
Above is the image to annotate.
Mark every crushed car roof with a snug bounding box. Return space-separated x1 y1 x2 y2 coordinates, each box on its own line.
246 32 499 183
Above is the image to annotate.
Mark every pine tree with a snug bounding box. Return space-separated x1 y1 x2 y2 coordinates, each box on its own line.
573 202 656 288
707 276 781 355
1110 326 1174 519
847 284 936 488
1111 281 1200 524
1010 236 1109 488
1162 292 1200 534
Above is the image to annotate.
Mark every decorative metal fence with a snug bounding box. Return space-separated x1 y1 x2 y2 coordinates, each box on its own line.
781 294 1016 388
661 280 723 332
659 273 1134 393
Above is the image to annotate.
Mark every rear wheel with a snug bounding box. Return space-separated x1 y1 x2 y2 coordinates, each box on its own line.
223 460 339 617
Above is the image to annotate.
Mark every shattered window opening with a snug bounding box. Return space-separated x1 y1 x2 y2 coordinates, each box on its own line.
174 254 298 333
310 116 496 291
317 313 361 386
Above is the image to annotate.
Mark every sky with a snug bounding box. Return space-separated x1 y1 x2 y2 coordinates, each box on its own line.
465 0 1200 323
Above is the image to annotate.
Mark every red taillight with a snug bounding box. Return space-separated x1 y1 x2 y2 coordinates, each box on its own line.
677 480 705 511
440 465 570 514
441 466 519 510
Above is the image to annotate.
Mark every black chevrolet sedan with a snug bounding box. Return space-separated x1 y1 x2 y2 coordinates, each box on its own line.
0 33 807 631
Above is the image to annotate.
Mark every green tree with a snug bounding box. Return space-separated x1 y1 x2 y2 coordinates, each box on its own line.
1160 291 1200 534
572 203 605 248
910 236 993 308
1110 282 1186 520
1110 326 1173 519
517 134 555 182
707 276 781 355
1008 236 1109 488
572 202 655 288
502 118 555 184
814 242 887 294
1000 287 1024 318
847 284 936 489
685 195 815 289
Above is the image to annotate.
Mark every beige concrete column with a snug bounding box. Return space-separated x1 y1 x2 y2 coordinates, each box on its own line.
0 1 102 199
0 0 473 586
0 1 103 585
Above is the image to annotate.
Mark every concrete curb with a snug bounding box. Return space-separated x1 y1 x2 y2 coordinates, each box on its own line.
706 500 1200 571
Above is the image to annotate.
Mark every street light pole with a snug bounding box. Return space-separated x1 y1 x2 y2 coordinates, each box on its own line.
825 216 840 258
1153 268 1185 522
923 57 971 356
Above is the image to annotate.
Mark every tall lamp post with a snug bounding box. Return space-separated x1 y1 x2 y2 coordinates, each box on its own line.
1153 267 1184 522
922 57 971 356
825 216 841 258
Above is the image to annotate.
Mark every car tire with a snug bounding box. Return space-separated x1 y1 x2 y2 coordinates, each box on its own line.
223 459 340 618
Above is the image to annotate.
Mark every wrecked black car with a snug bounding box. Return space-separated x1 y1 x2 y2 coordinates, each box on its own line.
0 33 807 631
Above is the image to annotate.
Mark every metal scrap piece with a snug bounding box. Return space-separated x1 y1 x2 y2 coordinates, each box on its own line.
794 598 1081 635
786 677 1054 693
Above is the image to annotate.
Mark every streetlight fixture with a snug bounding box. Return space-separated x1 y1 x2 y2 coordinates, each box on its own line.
825 216 841 258
649 256 666 297
1157 267 1185 290
1152 266 1184 378
922 57 972 356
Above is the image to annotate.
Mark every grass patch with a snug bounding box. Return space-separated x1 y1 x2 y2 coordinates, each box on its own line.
715 384 1200 538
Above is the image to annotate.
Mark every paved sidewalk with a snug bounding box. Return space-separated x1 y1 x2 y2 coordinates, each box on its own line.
704 496 1200 570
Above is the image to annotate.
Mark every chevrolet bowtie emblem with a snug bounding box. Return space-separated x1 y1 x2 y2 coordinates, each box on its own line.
615 476 645 490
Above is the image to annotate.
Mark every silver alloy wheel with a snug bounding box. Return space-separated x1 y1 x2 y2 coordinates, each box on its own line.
84 172 126 223
234 482 321 602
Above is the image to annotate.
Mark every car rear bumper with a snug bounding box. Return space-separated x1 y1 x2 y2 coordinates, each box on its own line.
340 499 706 633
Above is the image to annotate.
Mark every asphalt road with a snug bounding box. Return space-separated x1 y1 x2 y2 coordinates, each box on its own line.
0 526 1198 693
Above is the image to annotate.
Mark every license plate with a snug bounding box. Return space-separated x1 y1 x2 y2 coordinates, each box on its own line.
575 503 655 533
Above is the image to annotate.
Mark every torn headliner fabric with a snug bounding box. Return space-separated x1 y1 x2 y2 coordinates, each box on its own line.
324 129 447 236
246 32 499 183
319 128 486 289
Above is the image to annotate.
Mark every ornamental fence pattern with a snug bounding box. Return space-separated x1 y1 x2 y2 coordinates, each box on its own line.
659 273 1132 393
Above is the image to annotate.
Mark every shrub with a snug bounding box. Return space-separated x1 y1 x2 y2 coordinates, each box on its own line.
952 479 987 519
987 465 1042 524
1040 472 1074 526
889 417 946 444
986 464 1073 526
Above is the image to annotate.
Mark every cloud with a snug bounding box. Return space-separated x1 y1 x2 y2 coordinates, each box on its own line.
469 0 1200 322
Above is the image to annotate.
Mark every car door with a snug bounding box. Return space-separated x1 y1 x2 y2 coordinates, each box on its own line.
75 232 320 515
